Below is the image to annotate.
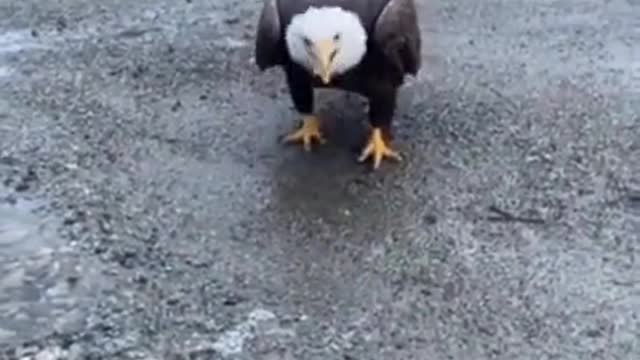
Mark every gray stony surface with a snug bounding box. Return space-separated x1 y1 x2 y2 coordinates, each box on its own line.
0 0 639 359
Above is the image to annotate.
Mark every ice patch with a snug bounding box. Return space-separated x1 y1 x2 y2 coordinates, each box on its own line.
0 66 11 78
0 30 47 54
211 308 276 356
0 185 113 346
0 30 50 81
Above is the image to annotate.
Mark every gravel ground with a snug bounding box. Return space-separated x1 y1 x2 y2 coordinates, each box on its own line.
1 0 639 359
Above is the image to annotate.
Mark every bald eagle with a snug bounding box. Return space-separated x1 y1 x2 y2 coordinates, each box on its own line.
254 0 421 169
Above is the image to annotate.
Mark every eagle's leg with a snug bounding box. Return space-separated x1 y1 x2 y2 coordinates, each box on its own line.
281 65 326 152
358 86 402 169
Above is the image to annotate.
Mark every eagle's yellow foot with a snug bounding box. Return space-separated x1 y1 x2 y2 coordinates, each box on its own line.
282 115 326 151
358 127 402 169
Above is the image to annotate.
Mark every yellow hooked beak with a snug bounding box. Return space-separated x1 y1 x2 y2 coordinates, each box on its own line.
313 39 336 84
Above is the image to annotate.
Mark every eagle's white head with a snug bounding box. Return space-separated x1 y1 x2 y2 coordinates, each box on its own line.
285 6 367 84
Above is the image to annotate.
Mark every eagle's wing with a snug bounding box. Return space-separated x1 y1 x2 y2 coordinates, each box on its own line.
372 0 421 76
255 0 285 70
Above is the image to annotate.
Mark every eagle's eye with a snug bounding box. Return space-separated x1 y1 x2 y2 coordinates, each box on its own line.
303 37 312 47
333 33 341 41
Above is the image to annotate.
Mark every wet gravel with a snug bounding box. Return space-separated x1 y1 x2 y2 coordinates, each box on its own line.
1 0 639 359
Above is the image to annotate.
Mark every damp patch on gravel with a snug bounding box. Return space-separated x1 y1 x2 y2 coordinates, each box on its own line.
0 185 113 346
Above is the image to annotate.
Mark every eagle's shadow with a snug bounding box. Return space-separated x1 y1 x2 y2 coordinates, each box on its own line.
265 85 421 231
313 89 370 154
304 84 418 153
269 89 375 181
272 83 421 177
268 91 372 220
